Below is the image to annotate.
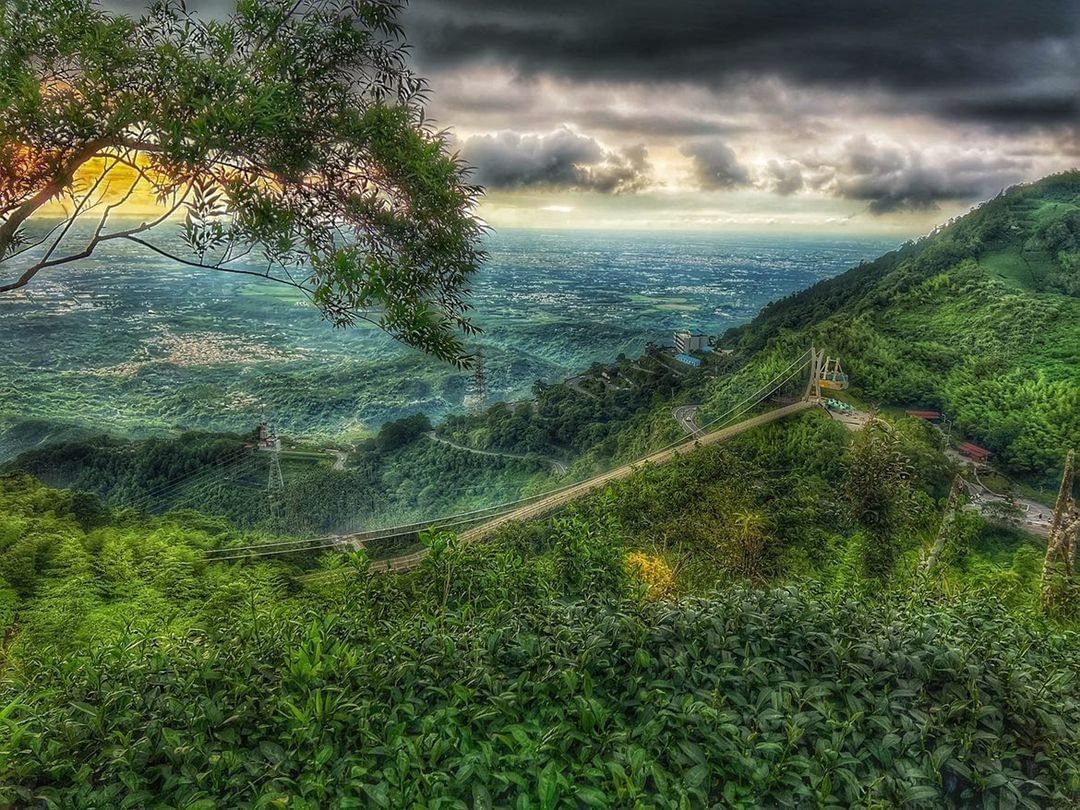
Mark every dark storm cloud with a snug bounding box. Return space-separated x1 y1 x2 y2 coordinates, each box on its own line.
681 141 751 190
580 109 742 138
946 95 1080 127
820 136 1029 213
96 0 1076 211
405 0 1080 129
460 128 652 193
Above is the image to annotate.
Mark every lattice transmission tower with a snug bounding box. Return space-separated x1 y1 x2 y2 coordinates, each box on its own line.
464 351 487 412
258 420 285 498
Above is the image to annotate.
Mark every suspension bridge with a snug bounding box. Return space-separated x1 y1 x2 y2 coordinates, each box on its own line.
198 346 845 577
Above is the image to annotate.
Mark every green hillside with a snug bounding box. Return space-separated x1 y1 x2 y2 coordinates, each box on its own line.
723 172 1080 481
3 177 1079 806
3 411 1079 806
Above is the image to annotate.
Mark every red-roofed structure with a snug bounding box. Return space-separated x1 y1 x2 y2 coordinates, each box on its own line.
905 409 941 421
958 442 991 462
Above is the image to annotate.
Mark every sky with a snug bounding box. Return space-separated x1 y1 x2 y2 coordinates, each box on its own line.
105 0 1080 235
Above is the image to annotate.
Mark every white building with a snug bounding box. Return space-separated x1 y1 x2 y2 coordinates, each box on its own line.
673 330 709 354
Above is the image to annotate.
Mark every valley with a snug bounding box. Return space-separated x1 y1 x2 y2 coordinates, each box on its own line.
3 1 1079 805
2 175 1078 806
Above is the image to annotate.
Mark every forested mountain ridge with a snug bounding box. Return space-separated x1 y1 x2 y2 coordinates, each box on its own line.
3 409 1079 806
722 171 1080 479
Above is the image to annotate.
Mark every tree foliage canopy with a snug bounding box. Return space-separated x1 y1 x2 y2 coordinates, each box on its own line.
0 0 485 364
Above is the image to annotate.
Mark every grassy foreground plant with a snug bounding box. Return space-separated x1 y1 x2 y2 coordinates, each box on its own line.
2 441 1080 806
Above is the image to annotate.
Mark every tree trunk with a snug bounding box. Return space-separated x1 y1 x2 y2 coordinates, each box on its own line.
921 474 965 576
1041 450 1076 606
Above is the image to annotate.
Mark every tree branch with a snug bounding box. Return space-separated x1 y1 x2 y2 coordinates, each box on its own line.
0 138 114 260
0 176 192 293
40 154 124 265
122 235 316 293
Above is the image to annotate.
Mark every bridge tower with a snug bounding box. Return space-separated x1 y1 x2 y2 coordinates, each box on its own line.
805 346 848 401
805 346 823 401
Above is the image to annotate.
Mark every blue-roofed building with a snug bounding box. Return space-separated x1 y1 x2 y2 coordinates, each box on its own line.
674 353 702 367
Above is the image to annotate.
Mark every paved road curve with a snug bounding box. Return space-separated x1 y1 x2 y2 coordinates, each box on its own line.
672 405 703 437
325 448 348 471
425 432 569 475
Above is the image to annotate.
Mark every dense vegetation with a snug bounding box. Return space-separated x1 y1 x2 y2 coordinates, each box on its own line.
3 419 553 537
2 405 1079 806
724 172 1080 483
3 176 1078 805
439 351 705 468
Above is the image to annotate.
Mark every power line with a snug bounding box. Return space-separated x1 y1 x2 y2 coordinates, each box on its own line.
121 450 254 509
118 447 250 503
206 351 815 564
206 510 502 563
204 475 604 557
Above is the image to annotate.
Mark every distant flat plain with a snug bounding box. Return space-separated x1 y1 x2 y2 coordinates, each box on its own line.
0 225 894 457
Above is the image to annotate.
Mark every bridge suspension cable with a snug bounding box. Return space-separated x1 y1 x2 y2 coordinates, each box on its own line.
208 349 814 564
203 474 613 559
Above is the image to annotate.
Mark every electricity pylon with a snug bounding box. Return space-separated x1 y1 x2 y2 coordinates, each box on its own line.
258 420 285 503
464 350 487 411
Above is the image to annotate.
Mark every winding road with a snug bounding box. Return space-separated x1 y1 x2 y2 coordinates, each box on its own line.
425 432 569 475
672 405 703 437
325 448 348 471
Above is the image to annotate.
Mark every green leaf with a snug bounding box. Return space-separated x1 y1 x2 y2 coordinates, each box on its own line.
574 786 609 807
538 761 560 810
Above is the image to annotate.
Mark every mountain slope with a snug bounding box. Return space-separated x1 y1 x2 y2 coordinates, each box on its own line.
724 171 1080 480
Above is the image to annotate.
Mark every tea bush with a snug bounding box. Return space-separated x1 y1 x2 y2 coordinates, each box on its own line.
3 579 1078 807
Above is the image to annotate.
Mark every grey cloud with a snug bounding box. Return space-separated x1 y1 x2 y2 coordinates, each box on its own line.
460 128 652 193
764 160 805 195
576 109 744 138
96 0 1074 209
1059 128 1080 158
825 136 1030 213
405 0 1080 131
681 141 751 190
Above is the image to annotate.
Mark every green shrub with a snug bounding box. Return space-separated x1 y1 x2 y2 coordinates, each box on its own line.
2 586 1077 807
